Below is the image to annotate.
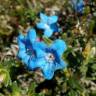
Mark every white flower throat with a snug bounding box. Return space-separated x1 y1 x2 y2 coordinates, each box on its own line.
45 53 55 62
45 24 50 29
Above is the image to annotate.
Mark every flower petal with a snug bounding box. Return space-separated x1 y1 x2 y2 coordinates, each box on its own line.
17 33 31 50
44 29 53 37
42 62 55 80
51 39 67 56
34 41 47 50
17 34 26 50
48 16 58 25
40 13 48 23
17 33 30 65
35 47 46 58
28 58 38 70
51 23 59 32
36 58 46 68
18 50 30 65
32 41 47 58
27 28 36 43
36 22 46 29
55 60 67 71
36 58 55 80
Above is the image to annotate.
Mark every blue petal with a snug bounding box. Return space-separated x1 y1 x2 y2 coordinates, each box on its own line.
17 34 26 50
55 60 67 71
42 62 55 80
40 13 48 23
28 57 37 70
17 33 31 49
31 41 47 58
27 44 46 60
51 39 67 56
35 47 46 58
44 29 53 37
27 28 36 43
51 23 59 32
18 33 25 39
36 58 55 80
18 50 30 65
22 55 30 65
36 22 46 29
18 50 25 59
17 33 31 65
34 41 47 49
18 40 25 50
36 58 46 68
24 40 32 50
48 15 58 25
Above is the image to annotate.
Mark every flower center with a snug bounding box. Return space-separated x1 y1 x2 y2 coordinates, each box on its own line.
26 49 35 57
45 53 55 62
45 24 50 29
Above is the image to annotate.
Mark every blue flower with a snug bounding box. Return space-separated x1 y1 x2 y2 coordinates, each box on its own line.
34 39 67 80
36 13 59 37
71 0 84 13
17 28 38 69
17 28 67 80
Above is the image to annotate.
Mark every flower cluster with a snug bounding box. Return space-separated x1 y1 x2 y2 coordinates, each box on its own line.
17 13 67 80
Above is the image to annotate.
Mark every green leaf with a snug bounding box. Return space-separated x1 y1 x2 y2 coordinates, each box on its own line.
80 65 88 76
68 89 78 96
89 20 95 34
84 6 90 15
25 9 36 21
0 68 11 87
27 82 37 96
11 81 22 96
91 64 96 70
68 76 83 92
